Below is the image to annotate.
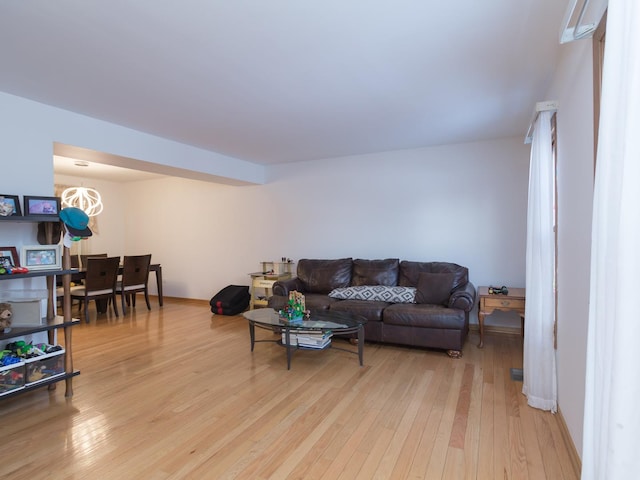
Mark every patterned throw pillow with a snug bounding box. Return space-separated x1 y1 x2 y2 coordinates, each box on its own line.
328 285 416 303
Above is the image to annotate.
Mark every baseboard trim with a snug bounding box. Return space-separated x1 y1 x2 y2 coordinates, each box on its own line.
557 407 582 477
469 324 522 336
160 296 210 306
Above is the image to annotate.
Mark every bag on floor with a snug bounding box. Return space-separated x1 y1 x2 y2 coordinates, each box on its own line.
209 285 250 315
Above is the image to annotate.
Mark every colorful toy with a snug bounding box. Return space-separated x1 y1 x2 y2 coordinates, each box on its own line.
279 290 309 322
1 351 21 366
6 340 31 357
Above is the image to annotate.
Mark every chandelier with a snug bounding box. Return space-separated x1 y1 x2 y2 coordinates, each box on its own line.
61 187 103 217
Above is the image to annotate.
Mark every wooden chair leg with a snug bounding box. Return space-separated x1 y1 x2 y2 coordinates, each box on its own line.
112 294 119 317
84 299 90 323
144 289 151 310
120 292 127 315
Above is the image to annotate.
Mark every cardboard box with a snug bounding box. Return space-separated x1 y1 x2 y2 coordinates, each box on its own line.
25 349 65 385
3 289 48 327
0 361 26 396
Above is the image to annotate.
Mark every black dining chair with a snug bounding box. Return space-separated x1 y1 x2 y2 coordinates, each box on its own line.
80 253 108 270
116 254 152 314
70 256 120 323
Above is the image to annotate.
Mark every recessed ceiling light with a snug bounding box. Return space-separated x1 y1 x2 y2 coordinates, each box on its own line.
74 160 90 167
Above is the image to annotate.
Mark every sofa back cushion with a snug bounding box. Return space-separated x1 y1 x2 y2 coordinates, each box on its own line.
351 258 399 286
414 272 456 305
398 261 468 290
297 258 353 294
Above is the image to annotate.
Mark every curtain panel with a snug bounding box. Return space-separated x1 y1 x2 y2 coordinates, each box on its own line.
582 0 640 477
522 110 557 413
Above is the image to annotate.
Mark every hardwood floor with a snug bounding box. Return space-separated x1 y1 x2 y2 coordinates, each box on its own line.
0 298 579 479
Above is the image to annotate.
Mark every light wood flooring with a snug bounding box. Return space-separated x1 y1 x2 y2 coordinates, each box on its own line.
0 298 580 479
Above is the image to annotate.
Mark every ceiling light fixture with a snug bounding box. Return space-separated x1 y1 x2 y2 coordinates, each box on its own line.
61 186 104 217
74 160 90 167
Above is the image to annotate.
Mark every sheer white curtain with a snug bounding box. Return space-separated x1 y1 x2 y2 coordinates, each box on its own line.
522 110 557 413
582 0 640 477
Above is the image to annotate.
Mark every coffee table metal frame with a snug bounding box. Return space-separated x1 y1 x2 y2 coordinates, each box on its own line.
242 308 366 370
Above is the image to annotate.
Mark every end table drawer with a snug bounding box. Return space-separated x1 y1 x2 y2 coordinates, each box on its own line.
483 297 525 309
253 278 277 289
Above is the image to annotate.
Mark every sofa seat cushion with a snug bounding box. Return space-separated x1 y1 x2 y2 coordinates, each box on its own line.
304 293 343 311
383 303 466 329
330 299 389 322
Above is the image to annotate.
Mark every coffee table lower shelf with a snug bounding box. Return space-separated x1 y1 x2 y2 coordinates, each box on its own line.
246 319 365 370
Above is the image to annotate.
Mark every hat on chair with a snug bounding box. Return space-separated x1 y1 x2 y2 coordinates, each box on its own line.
59 207 93 238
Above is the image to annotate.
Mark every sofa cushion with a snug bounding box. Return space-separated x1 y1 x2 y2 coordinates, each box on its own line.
383 303 466 329
304 293 343 311
415 272 456 305
329 285 416 303
351 258 399 286
399 261 468 290
269 292 341 311
330 299 388 322
297 258 353 294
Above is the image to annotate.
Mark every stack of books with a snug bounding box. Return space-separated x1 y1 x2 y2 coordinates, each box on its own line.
281 330 332 349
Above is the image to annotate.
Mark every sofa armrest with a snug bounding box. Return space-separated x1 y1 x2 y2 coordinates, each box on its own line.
272 277 305 297
448 282 476 312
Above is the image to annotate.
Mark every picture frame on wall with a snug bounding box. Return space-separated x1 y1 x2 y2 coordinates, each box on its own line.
21 244 62 271
0 246 20 267
0 194 22 218
23 196 61 216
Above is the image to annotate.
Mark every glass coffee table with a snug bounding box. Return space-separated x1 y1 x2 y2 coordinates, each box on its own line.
242 308 367 370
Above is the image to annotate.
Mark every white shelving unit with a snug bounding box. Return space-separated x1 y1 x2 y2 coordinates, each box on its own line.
0 215 79 398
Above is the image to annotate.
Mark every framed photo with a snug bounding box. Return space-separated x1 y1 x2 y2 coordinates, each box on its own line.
0 194 22 217
0 246 20 267
23 196 61 216
21 244 62 271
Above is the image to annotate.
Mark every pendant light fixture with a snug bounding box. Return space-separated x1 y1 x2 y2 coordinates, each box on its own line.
61 186 103 217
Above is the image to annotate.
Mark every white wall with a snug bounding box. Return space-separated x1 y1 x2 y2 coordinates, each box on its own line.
545 38 595 457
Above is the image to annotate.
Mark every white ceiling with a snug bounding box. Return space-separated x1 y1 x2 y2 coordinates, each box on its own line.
2 1 572 168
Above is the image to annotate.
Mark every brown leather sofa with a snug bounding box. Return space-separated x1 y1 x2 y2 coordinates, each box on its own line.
268 258 476 357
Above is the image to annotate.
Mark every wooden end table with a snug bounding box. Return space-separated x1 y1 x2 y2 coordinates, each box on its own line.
477 286 525 348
